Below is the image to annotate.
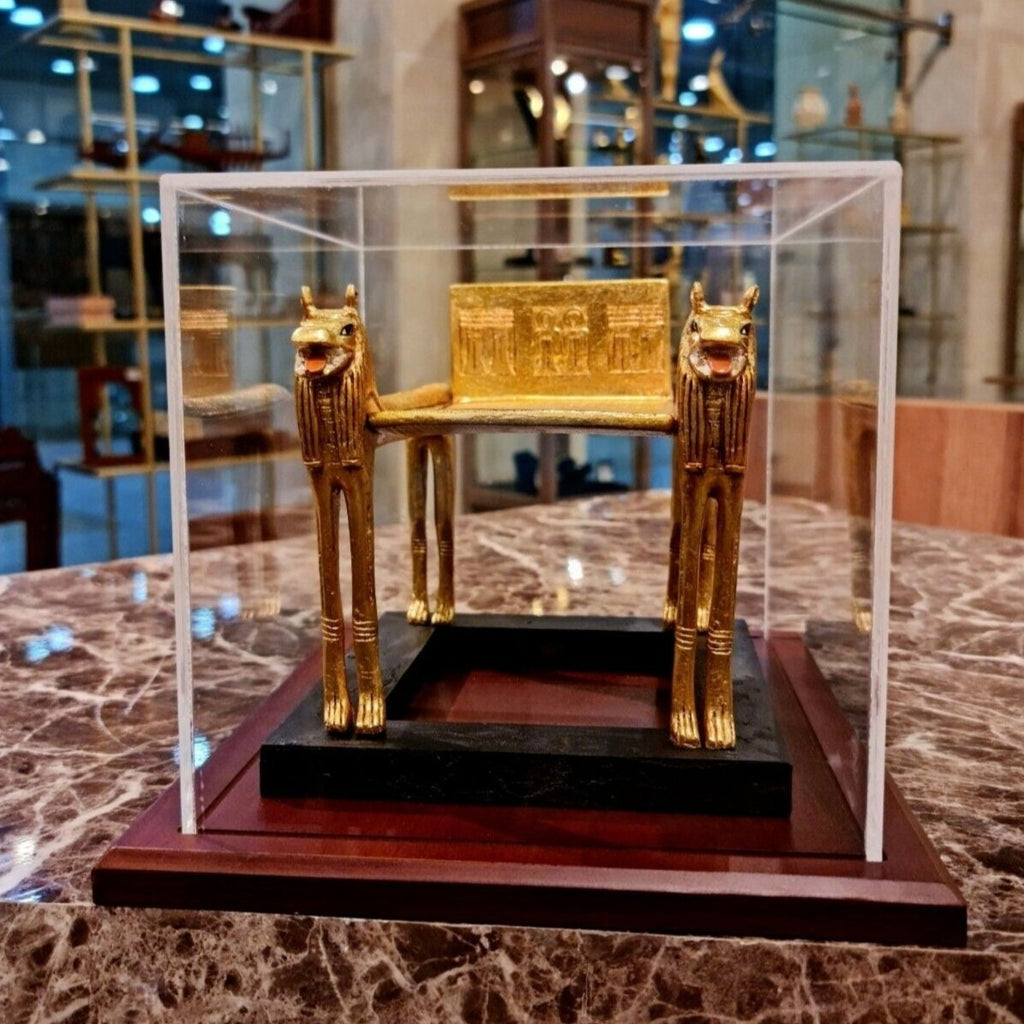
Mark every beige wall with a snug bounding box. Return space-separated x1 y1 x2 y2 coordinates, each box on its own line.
332 0 463 522
909 0 1024 401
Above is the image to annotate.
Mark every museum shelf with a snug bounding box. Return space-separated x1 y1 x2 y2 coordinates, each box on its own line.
652 100 773 164
8 6 352 556
788 123 962 396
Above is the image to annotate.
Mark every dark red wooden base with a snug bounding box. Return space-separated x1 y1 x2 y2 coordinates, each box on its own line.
92 633 967 946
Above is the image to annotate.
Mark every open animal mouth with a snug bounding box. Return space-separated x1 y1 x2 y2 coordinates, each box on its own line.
691 344 747 380
301 347 328 374
296 342 345 376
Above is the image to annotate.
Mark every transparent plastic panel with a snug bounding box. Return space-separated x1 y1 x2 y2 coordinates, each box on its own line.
465 69 543 171
767 172 899 859
163 164 898 858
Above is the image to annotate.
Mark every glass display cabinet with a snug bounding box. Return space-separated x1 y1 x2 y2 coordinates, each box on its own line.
90 163 964 945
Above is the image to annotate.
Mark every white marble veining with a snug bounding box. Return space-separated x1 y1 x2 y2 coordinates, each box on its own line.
1 491 1024 1020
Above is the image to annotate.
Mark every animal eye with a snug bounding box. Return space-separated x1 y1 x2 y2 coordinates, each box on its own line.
689 319 699 333
740 323 751 336
340 323 355 336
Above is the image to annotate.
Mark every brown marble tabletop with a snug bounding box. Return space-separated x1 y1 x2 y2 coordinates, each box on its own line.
1 491 1023 1022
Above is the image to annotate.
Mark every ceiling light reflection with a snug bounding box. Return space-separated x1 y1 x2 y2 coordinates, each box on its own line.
131 74 160 94
682 18 715 43
565 72 588 96
11 7 44 28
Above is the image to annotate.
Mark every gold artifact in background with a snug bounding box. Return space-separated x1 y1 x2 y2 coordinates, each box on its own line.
840 381 878 635
657 0 683 103
180 285 235 398
707 49 749 119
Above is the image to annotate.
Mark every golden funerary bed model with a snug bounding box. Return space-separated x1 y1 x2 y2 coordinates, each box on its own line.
290 276 759 751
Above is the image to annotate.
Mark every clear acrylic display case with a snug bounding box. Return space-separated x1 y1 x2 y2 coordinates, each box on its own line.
161 162 900 861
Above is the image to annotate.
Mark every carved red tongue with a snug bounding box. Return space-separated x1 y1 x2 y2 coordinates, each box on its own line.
304 355 327 373
708 351 734 376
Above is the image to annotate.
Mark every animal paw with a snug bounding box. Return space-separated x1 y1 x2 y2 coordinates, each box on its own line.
323 693 352 733
670 706 701 748
662 598 677 629
406 596 431 625
704 707 736 750
430 598 454 625
355 690 386 735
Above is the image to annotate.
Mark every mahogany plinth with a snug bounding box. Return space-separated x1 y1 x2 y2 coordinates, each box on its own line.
92 630 967 947
260 615 792 816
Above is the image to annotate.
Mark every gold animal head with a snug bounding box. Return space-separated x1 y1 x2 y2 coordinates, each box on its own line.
291 284 365 379
682 281 759 382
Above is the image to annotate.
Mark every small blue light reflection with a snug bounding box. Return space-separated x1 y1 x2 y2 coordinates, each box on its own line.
566 557 584 584
678 91 698 107
681 18 715 43
141 206 161 226
191 606 216 640
11 7 44 28
218 594 242 621
5 885 47 903
23 636 49 664
754 140 778 159
194 734 211 767
172 732 212 768
702 135 725 154
132 570 148 603
182 114 204 130
51 58 75 75
45 625 73 653
131 74 160 95
189 74 213 92
209 210 231 237
202 35 226 54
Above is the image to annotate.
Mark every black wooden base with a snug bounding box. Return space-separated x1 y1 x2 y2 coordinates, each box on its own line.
259 614 792 816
